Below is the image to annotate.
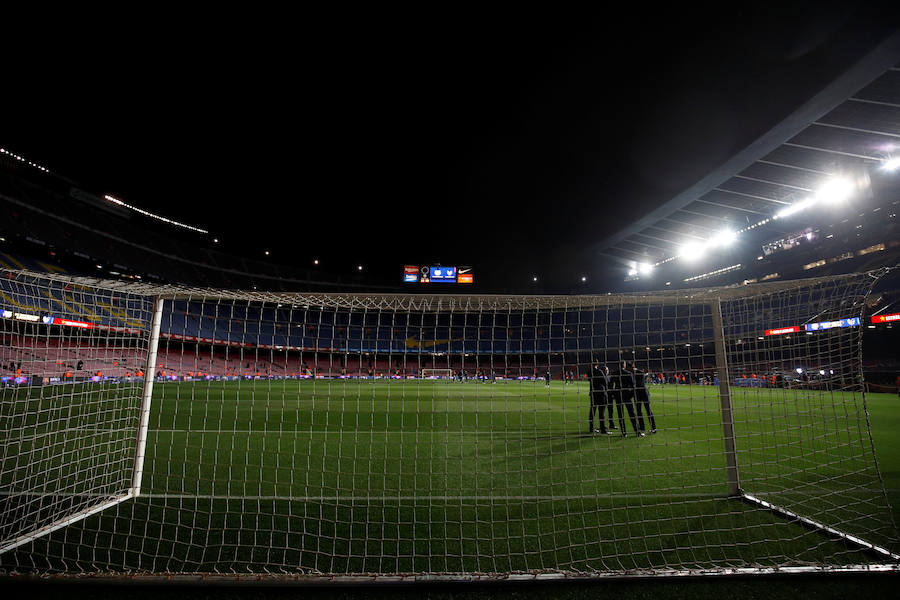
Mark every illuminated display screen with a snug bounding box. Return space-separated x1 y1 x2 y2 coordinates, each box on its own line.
872 312 900 323
403 266 473 284
4 310 94 329
805 317 859 331
429 266 456 282
403 265 419 283
764 326 803 336
54 317 93 329
765 316 862 336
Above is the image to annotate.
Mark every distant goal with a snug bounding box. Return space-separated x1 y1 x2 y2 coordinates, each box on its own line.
421 368 454 379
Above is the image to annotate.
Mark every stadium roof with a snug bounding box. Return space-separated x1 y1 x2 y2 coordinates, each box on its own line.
4 9 900 294
597 31 900 272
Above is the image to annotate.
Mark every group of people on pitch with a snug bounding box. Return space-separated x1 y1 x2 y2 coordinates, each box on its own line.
589 359 657 437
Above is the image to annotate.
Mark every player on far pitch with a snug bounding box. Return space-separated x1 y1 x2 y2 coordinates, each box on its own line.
588 358 611 434
612 360 641 437
631 362 657 434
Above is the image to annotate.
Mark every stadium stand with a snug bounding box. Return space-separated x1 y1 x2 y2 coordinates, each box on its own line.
0 159 402 292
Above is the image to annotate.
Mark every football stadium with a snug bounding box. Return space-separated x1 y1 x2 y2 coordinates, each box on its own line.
3 10 900 600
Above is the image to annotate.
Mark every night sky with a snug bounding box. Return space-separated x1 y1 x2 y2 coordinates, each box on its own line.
5 5 900 293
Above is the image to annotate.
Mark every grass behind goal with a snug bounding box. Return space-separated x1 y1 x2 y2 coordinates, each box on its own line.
3 378 898 575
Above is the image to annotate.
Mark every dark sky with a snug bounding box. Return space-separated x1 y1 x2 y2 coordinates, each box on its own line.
5 5 900 293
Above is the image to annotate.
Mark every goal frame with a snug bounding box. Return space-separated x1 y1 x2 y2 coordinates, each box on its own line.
1 267 899 580
709 297 899 563
0 294 165 556
421 368 455 379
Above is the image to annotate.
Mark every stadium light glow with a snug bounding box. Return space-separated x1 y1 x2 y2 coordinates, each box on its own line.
0 147 50 173
104 195 209 234
657 155 891 267
679 242 705 261
684 263 742 283
638 262 653 275
882 156 900 172
775 197 815 219
815 177 854 204
709 229 737 248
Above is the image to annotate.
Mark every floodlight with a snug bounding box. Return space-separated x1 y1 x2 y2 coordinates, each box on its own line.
816 177 853 204
776 198 814 219
627 268 637 277
679 242 705 261
710 229 737 247
638 262 653 275
883 157 900 172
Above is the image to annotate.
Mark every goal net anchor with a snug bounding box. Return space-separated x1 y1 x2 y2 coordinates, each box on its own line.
0 493 132 555
739 493 900 561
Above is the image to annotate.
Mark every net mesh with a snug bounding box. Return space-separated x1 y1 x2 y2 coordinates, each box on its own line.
0 268 897 578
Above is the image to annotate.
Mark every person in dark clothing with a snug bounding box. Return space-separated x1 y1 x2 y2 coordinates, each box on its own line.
588 360 611 434
612 360 641 437
602 365 617 431
631 362 657 434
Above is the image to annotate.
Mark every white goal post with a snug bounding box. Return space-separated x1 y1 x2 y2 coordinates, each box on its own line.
0 277 163 555
1 267 898 580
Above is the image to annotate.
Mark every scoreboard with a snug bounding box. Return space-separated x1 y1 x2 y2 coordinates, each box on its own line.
404 265 473 284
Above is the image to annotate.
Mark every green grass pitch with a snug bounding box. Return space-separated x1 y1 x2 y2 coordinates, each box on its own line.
2 379 899 575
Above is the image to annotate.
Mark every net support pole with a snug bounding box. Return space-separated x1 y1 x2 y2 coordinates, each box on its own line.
710 297 742 497
131 295 165 498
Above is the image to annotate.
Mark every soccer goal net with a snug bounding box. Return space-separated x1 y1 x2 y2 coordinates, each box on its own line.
421 368 454 379
1 267 897 581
